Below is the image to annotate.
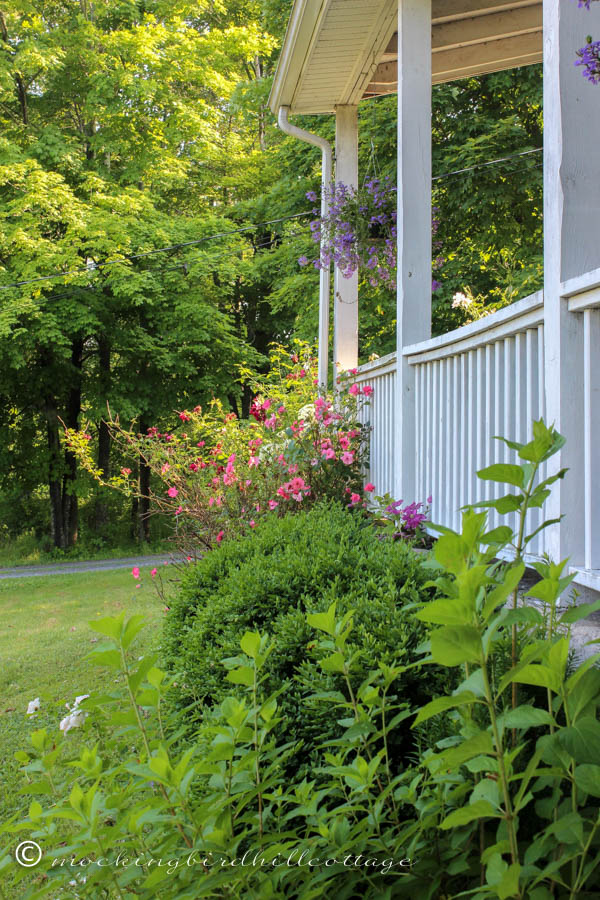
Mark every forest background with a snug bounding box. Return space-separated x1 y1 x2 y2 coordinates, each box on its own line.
0 0 543 553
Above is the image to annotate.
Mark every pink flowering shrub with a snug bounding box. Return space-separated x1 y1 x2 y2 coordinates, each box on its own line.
69 344 373 551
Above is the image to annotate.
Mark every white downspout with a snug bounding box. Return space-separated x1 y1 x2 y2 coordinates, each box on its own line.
277 106 332 389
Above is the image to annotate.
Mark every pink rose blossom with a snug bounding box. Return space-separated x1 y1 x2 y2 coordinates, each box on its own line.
216 530 224 543
132 567 140 579
365 483 375 492
161 463 170 474
362 385 373 397
248 456 260 467
348 367 359 375
151 568 157 577
350 493 361 505
268 500 279 510
175 506 183 515
197 440 205 447
167 486 178 498
322 448 336 460
341 451 354 465
348 383 360 396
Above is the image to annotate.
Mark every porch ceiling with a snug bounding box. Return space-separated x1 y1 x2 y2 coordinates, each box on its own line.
269 0 543 115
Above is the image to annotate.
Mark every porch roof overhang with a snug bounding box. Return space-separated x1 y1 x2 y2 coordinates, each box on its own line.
268 0 542 116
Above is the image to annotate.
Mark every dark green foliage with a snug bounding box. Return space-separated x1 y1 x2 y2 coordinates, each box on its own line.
163 501 450 768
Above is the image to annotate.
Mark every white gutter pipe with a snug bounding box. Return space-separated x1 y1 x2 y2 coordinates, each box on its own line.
277 106 332 389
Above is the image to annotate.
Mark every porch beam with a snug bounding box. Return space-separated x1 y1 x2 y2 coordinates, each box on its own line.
333 105 359 373
543 0 600 565
396 0 432 503
431 0 540 22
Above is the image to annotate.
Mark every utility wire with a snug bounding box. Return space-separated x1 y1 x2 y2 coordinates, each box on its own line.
433 147 542 182
0 147 544 292
0 211 313 290
28 229 314 304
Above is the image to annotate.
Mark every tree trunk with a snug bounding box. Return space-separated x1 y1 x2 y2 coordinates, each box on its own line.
94 337 111 532
46 409 65 549
61 339 83 548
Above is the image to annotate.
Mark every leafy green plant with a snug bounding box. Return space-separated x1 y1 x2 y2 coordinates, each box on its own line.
162 499 450 775
400 419 600 899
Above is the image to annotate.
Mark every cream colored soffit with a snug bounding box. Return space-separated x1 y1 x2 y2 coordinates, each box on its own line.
269 0 542 116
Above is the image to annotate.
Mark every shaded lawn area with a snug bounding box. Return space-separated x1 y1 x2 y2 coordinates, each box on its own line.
0 566 168 828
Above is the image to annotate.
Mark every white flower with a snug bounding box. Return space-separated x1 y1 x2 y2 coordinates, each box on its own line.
297 403 316 423
26 698 41 716
452 291 470 310
59 694 90 734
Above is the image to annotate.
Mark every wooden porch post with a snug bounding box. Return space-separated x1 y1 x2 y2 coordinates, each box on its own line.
334 105 359 373
543 0 600 564
396 0 432 503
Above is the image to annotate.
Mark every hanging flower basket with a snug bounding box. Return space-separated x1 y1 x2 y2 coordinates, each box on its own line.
300 177 397 289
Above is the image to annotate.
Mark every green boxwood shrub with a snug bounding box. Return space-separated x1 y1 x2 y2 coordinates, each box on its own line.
162 500 451 769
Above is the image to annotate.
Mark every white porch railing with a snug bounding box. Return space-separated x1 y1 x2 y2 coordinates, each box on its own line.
404 291 546 556
355 292 548 556
563 267 600 586
353 352 397 498
354 277 600 580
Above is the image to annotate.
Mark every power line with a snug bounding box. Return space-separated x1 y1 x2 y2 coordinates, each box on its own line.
433 147 542 182
27 229 314 304
0 147 544 291
0 211 313 290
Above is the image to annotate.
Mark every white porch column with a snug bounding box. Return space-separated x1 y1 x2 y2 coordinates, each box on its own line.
334 104 359 372
543 0 600 564
395 0 432 502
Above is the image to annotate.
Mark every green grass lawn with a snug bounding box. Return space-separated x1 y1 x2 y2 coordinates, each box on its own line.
0 566 169 829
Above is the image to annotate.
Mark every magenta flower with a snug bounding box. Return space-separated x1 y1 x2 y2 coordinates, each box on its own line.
362 385 373 397
132 567 140 579
348 383 360 396
268 500 279 510
167 486 178 498
151 568 157 577
365 482 375 492
341 451 354 465
322 448 336 460
350 493 361 505
216 530 224 543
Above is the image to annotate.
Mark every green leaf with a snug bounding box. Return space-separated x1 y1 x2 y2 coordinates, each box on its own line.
320 652 346 674
477 463 524 487
121 614 146 651
574 764 600 798
412 691 480 727
431 626 482 666
226 665 254 686
557 718 600 764
87 647 122 669
514 664 561 694
498 705 554 730
440 799 500 829
89 614 124 642
559 598 600 625
481 562 525 621
434 532 468 575
496 863 521 900
307 602 336 636
441 731 494 769
240 631 261 659
415 595 474 626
